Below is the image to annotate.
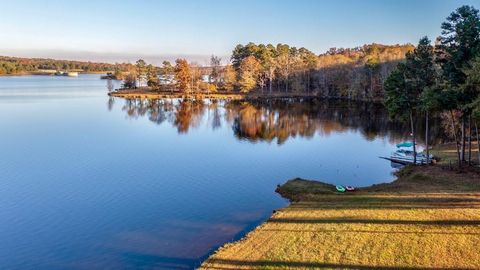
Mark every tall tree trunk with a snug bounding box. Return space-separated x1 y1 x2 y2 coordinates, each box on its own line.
269 74 272 94
410 111 417 165
369 72 373 99
425 110 429 164
476 122 480 166
468 115 472 165
461 116 466 162
307 70 311 94
450 110 461 168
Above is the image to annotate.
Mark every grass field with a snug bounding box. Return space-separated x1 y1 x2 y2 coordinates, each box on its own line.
200 165 480 270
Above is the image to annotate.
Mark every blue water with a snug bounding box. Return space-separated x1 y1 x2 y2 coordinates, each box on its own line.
0 75 404 269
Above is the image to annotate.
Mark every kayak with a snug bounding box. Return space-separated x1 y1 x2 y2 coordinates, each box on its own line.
346 186 355 191
336 185 346 192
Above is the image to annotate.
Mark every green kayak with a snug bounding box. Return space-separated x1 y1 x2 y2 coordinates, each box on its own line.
336 185 346 192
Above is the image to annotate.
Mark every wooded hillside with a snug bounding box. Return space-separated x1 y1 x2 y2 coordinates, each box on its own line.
315 44 414 99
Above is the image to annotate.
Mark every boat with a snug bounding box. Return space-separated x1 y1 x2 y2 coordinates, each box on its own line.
54 71 79 77
101 73 116 80
381 141 434 165
345 186 355 191
336 185 346 193
389 149 433 165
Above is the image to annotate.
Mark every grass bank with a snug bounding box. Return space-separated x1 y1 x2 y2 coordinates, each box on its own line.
200 163 480 269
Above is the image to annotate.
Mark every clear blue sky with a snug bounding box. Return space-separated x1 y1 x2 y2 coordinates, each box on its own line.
0 0 478 63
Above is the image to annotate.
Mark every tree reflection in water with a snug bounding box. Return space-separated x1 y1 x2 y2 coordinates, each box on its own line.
114 97 443 145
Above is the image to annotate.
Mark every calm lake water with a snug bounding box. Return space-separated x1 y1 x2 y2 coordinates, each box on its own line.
1 75 412 269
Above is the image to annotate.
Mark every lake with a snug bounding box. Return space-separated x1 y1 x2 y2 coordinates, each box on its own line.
0 75 412 269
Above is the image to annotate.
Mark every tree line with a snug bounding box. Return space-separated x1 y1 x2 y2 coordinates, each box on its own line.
384 5 480 167
0 56 134 75
126 43 413 98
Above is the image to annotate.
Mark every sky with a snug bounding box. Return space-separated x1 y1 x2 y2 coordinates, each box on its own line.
0 0 479 64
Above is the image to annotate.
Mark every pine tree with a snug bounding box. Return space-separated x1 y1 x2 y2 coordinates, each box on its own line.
135 59 147 87
438 5 480 163
146 64 159 88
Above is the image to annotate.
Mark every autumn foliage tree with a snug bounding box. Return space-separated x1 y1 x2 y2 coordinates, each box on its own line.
230 42 409 97
222 65 236 91
174 59 192 92
239 56 261 92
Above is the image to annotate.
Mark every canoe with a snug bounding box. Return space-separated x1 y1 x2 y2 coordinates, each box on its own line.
346 186 355 191
336 185 346 192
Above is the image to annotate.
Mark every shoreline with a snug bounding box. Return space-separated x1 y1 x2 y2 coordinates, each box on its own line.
199 157 480 269
108 88 389 103
108 88 322 100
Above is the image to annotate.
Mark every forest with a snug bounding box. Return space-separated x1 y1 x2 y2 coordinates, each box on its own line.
128 43 414 101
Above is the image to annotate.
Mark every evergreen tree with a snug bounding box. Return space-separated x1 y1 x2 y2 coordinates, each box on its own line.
384 61 421 164
410 37 437 163
146 64 159 88
438 5 480 162
135 59 147 87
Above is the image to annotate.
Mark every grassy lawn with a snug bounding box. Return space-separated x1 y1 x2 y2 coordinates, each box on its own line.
200 165 480 270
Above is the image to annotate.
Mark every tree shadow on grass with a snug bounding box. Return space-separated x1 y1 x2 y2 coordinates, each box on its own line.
267 217 480 226
205 258 475 269
283 195 480 210
261 228 480 235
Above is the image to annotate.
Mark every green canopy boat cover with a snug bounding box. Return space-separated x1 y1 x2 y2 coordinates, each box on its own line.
396 141 415 148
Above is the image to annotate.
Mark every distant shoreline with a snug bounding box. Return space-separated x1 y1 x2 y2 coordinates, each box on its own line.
0 71 110 77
